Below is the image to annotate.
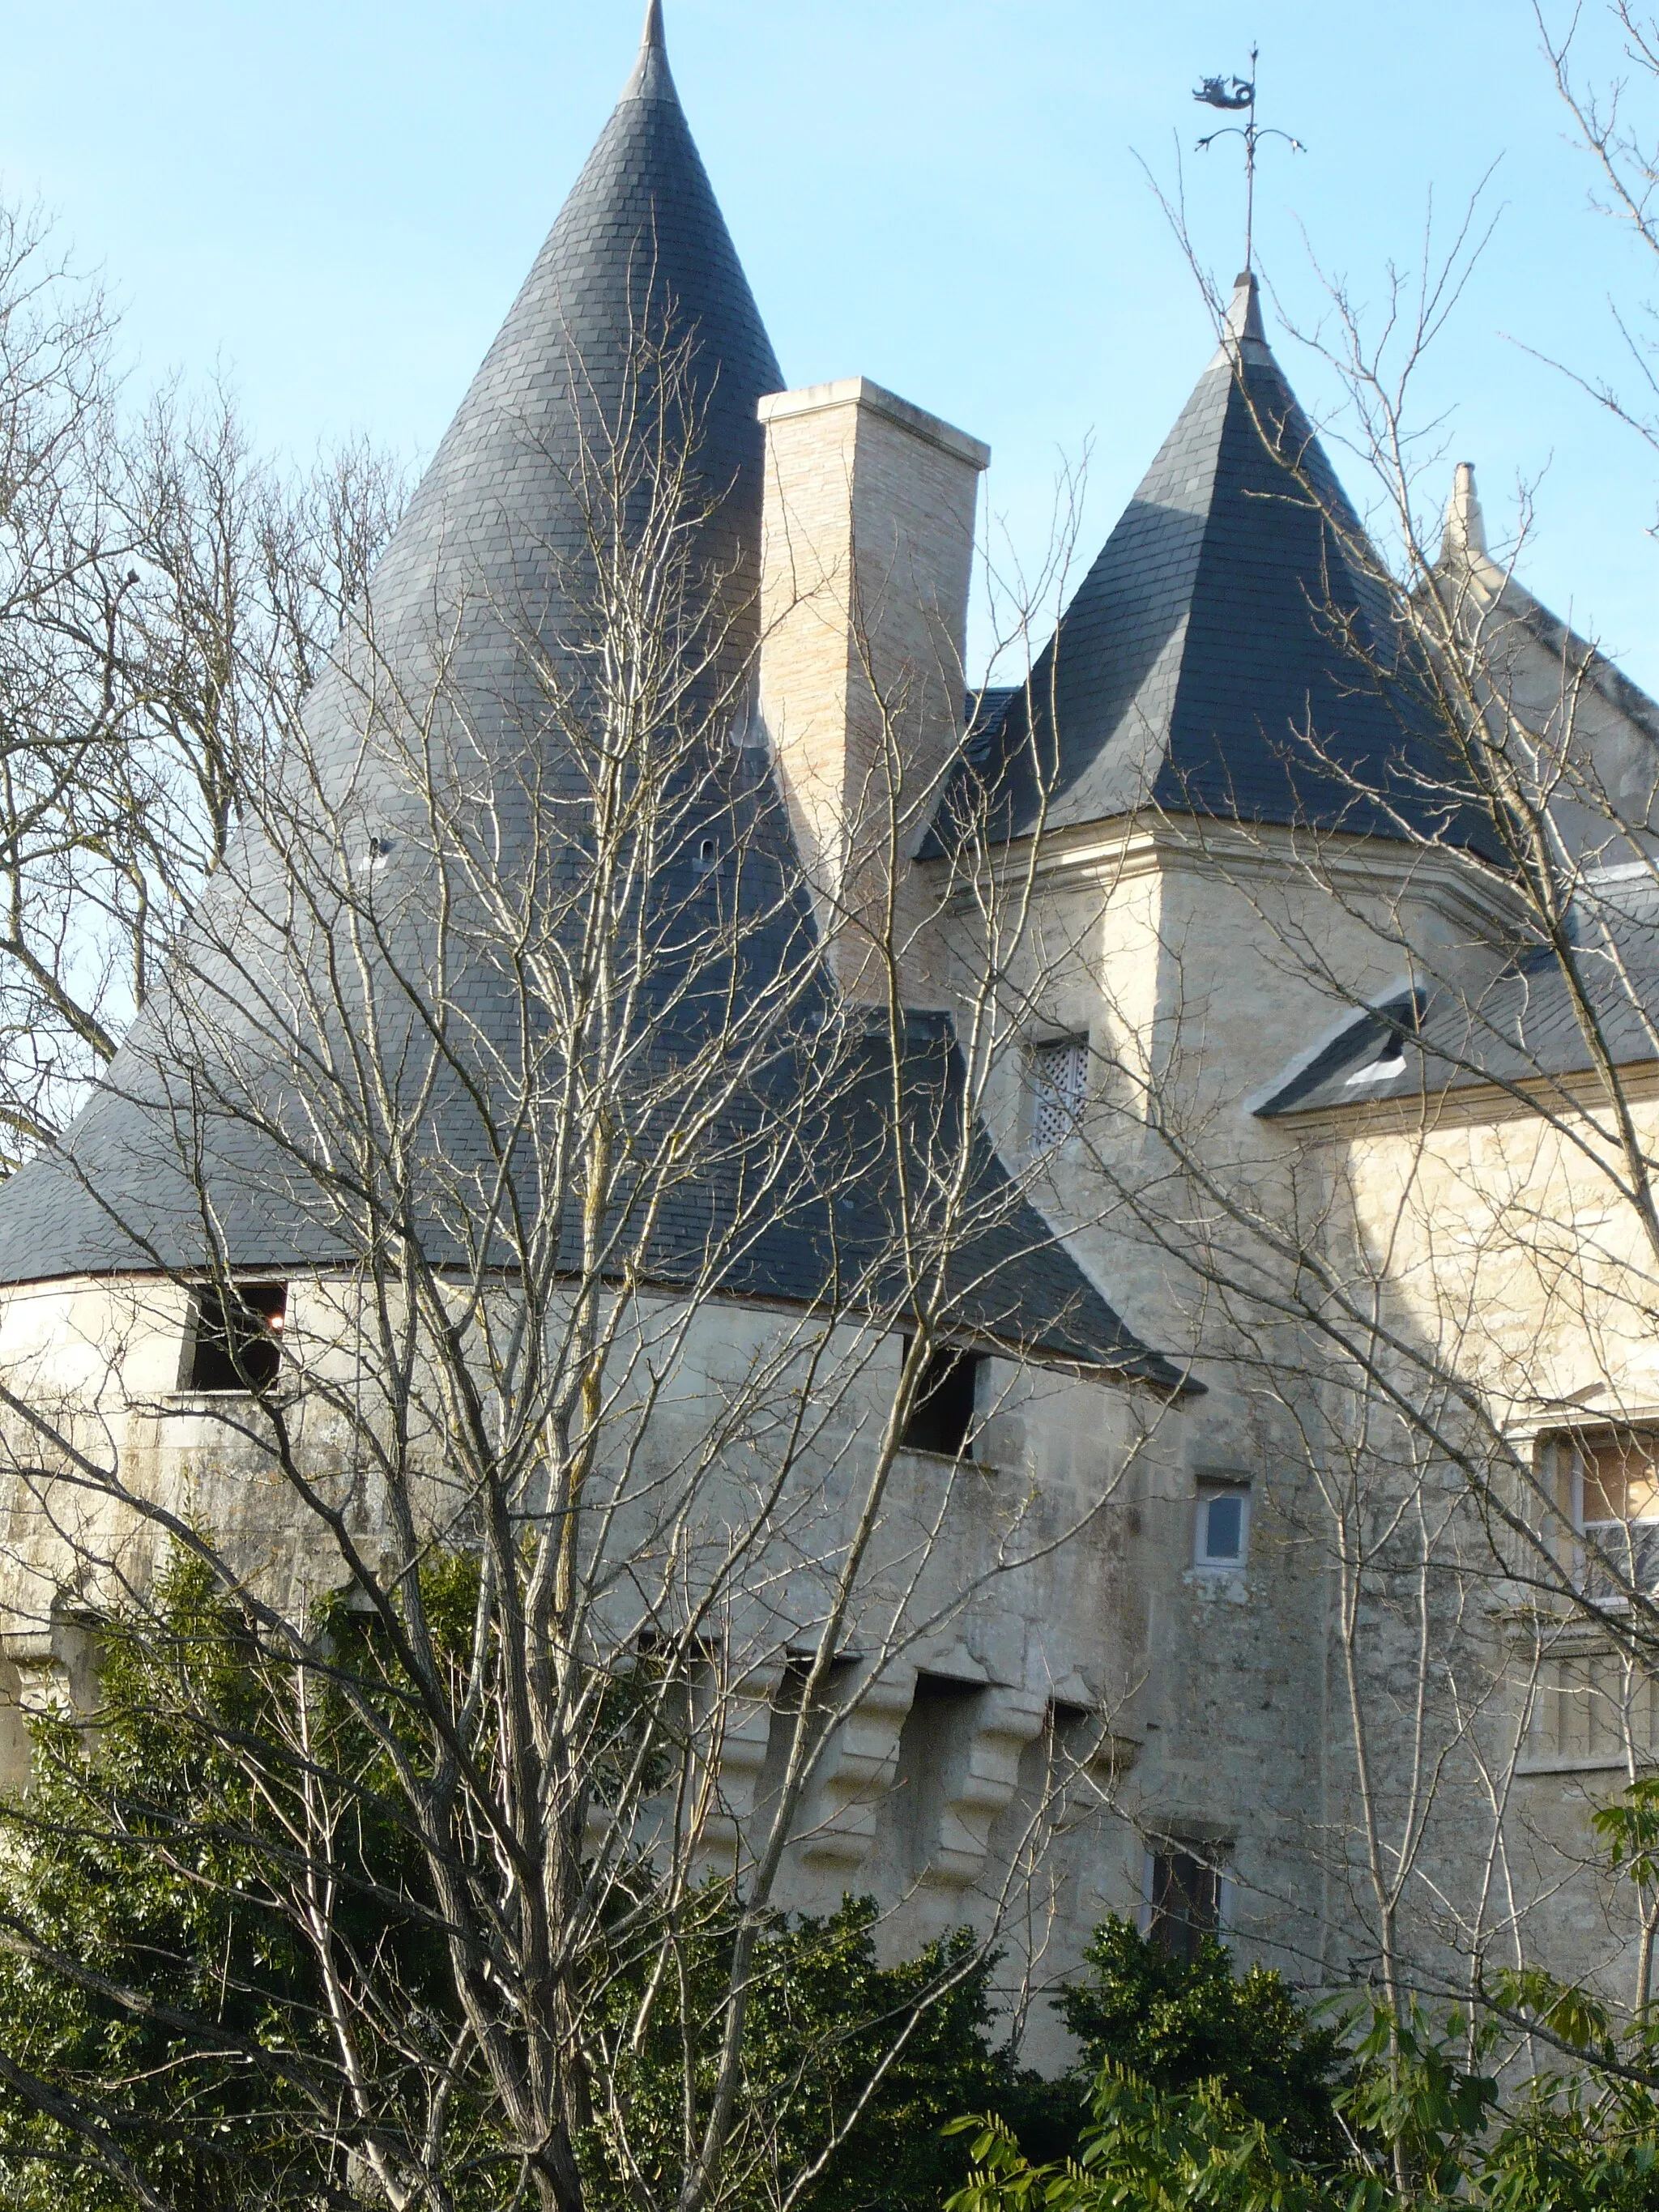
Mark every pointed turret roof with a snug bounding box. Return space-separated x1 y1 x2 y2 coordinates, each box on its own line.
0 11 1171 1385
0 3 789 1287
327 0 783 713
948 273 1463 846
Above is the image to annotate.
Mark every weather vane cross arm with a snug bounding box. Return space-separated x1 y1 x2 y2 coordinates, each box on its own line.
1191 45 1304 273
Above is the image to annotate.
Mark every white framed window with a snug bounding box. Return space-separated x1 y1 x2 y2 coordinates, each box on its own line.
1194 1481 1250 1571
1559 1428 1659 1599
1030 1035 1089 1149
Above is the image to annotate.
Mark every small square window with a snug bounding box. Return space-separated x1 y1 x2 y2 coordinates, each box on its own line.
1149 1847 1221 1960
183 1281 288 1394
1030 1036 1088 1149
901 1341 981 1460
1195 1483 1250 1571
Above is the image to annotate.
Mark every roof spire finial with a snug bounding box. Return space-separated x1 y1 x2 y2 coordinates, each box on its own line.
1194 45 1305 272
1224 267 1266 348
623 0 675 101
1441 462 1488 563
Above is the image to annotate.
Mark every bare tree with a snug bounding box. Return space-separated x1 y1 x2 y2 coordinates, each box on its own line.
0 275 1180 2212
0 198 406 1169
956 11 1659 2110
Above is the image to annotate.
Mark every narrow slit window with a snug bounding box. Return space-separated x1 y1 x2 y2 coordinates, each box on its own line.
1030 1037 1089 1149
902 1342 980 1460
184 1281 288 1394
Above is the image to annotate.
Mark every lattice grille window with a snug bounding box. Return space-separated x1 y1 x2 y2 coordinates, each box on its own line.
1030 1037 1089 1150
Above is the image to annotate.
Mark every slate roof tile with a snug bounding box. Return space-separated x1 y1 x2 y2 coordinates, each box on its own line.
0 6 1169 1387
929 274 1478 853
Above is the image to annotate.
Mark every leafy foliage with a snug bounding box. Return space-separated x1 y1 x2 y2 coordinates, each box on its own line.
1055 1918 1351 2163
584 1893 1024 2212
949 1904 1659 2212
0 1549 1032 2212
0 1547 474 2209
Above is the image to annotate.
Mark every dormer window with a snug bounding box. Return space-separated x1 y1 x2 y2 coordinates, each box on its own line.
183 1281 288 1394
1030 1035 1088 1149
1344 1038 1408 1085
1342 997 1419 1086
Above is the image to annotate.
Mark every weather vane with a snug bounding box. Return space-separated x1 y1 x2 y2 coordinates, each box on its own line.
1193 46 1305 274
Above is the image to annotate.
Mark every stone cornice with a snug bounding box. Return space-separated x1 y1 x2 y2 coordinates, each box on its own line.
923 810 1523 942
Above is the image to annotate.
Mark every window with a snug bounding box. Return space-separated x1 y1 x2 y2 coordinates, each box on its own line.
183 1281 288 1394
1341 994 1419 1087
902 1343 981 1459
1343 1039 1407 1085
1030 1036 1089 1149
1195 1481 1251 1571
1564 1429 1659 1596
1149 1847 1221 1959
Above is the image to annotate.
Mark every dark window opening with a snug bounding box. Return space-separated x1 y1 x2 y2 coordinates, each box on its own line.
184 1281 288 1393
902 1342 981 1459
1195 1484 1251 1568
696 835 717 871
1149 1847 1220 1960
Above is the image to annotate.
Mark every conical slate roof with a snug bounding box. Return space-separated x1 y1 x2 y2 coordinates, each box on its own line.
0 5 787 1281
0 10 1171 1385
944 274 1465 846
332 0 783 724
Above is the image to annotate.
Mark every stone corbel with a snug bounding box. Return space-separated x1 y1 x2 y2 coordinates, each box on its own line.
795 1660 916 1872
925 1684 1049 1889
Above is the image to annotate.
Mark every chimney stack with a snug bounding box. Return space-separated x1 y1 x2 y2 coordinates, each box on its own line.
756 377 989 998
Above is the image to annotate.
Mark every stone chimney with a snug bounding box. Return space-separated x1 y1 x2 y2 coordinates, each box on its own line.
755 377 989 997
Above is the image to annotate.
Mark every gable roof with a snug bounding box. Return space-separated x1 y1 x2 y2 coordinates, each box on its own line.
935 275 1471 850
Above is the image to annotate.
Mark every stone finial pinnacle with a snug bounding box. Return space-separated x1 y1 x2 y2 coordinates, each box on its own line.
1441 461 1487 562
623 0 674 100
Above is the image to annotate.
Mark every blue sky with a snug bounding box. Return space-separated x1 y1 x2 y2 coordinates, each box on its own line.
4 1 1657 684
